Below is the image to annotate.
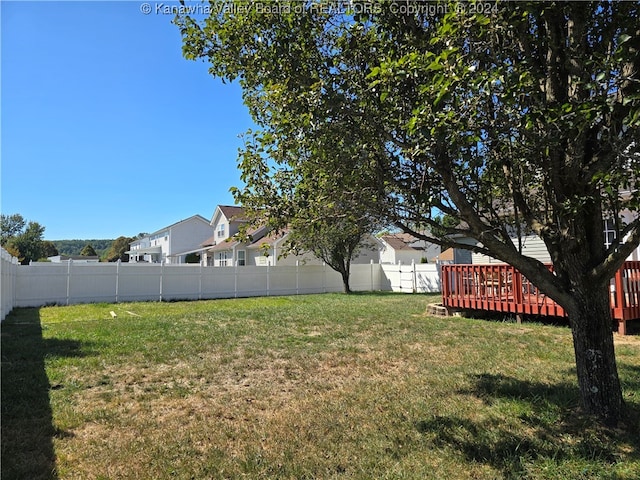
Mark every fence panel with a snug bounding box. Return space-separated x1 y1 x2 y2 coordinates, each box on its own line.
14 263 69 307
160 264 202 301
116 263 163 302
201 267 237 299
68 263 119 304
1 248 18 320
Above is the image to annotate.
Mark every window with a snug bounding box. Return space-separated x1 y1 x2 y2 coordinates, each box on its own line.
604 219 616 248
217 224 225 238
237 250 246 266
218 252 228 266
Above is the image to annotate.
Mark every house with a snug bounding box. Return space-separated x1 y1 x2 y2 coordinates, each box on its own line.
204 205 253 266
379 233 442 264
469 211 640 264
127 214 214 264
206 205 383 266
47 255 100 263
436 247 472 264
246 231 382 266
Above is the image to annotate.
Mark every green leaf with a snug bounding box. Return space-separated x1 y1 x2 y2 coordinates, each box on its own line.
618 33 631 44
427 60 444 72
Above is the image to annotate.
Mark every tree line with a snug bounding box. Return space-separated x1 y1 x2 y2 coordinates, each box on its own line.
1 214 134 263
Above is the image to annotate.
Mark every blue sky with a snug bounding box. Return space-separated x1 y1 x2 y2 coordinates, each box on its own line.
2 1 256 240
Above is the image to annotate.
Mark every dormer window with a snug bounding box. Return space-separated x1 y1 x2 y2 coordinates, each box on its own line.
217 224 225 238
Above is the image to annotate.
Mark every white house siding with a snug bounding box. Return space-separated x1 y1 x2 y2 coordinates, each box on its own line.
379 235 441 265
471 234 552 264
150 230 170 262
129 215 214 264
168 217 215 264
352 244 383 264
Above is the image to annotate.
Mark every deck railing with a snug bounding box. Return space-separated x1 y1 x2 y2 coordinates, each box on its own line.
441 261 640 335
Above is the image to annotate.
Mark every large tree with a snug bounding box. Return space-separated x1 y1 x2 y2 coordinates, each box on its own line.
80 243 98 257
232 117 385 293
0 214 26 246
2 220 46 265
177 1 640 425
104 236 134 262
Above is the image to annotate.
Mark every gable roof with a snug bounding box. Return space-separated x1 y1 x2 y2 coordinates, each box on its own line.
219 205 246 220
381 233 424 251
145 214 210 237
207 225 268 252
246 229 288 249
210 205 248 228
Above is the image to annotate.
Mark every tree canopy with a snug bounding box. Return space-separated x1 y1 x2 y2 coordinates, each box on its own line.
104 236 134 262
80 244 98 257
177 0 640 425
1 213 47 264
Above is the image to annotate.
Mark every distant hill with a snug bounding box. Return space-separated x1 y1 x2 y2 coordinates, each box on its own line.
50 239 115 259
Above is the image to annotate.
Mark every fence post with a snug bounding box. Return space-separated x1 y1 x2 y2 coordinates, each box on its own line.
66 259 73 306
412 259 416 293
9 255 18 318
160 260 164 302
115 260 120 303
370 259 374 292
234 262 238 298
323 262 326 293
266 263 270 296
296 260 299 295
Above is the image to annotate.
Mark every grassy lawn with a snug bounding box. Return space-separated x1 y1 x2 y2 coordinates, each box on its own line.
2 292 639 479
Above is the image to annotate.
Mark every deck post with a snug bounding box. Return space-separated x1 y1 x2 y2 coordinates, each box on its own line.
617 319 627 336
614 267 625 320
512 266 523 308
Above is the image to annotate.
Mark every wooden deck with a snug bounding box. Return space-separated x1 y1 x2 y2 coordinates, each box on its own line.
441 262 640 335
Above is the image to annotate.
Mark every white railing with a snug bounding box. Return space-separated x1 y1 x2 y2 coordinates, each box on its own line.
1 260 442 314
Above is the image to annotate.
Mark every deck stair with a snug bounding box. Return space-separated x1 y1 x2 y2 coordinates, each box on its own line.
425 303 460 317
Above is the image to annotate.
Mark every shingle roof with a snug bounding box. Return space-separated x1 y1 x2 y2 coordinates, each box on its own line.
218 205 246 221
246 230 288 249
201 235 217 247
381 233 421 251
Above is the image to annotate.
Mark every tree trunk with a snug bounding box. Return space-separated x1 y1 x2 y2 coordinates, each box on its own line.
340 269 352 294
567 283 624 426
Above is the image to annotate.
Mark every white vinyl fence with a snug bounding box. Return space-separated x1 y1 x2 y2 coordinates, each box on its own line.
1 248 19 321
381 263 441 293
0 257 441 319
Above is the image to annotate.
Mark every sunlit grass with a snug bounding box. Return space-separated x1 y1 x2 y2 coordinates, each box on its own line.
2 293 639 479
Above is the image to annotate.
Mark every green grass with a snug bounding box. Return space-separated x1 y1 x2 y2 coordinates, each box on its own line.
2 293 639 479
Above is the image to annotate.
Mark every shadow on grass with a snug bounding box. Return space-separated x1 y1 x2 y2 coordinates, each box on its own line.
1 308 90 480
415 373 640 478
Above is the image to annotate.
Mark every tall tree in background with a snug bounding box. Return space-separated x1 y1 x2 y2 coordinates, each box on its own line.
1 218 46 265
104 236 134 262
178 1 640 425
40 241 59 259
1 214 26 246
80 244 98 257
